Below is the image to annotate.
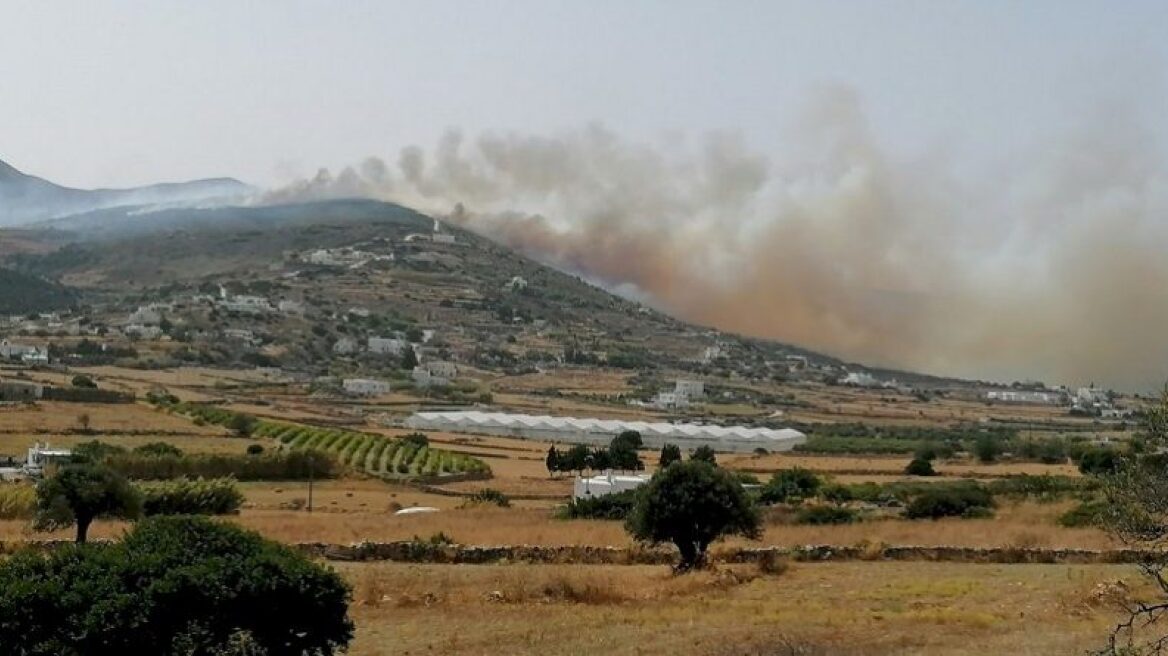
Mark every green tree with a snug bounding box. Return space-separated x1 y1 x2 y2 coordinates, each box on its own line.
607 432 644 471
226 413 258 437
973 435 1000 463
626 460 760 571
659 443 682 468
563 444 590 473
758 467 823 504
0 515 353 655
71 374 97 388
34 464 142 543
71 440 127 463
690 444 717 465
1097 387 1168 652
400 347 419 370
545 445 560 477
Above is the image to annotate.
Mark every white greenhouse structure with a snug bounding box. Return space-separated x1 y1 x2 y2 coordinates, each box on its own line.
402 411 807 453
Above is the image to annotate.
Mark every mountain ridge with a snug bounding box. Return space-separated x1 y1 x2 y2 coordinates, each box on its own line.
0 157 252 226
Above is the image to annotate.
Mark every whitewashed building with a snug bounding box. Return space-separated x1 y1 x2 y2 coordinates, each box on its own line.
368 337 407 356
573 472 652 500
333 337 359 355
342 378 392 397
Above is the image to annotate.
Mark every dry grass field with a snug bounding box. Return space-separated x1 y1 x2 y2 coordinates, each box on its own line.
338 560 1138 655
0 494 1113 551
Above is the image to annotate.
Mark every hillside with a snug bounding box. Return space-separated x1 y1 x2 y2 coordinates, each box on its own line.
0 158 251 227
0 198 977 389
0 267 78 314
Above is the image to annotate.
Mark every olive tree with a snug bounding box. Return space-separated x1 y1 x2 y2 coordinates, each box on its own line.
625 460 760 571
1097 387 1168 654
0 515 353 655
35 463 142 543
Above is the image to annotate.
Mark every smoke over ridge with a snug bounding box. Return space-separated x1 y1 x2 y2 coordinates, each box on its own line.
266 87 1168 390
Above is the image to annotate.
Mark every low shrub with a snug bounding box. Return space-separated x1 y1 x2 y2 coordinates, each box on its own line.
139 478 244 516
0 484 36 519
559 489 639 520
904 457 936 477
905 484 995 520
463 488 510 508
758 468 822 505
795 505 858 525
1058 498 1109 528
133 442 184 458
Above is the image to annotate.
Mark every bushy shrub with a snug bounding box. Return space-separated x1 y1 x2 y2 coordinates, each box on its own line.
795 505 858 525
139 478 244 516
0 516 353 655
463 488 510 507
1078 447 1121 475
904 457 936 477
246 444 264 456
401 432 430 448
133 442 184 458
1058 498 1109 528
758 468 822 504
905 484 994 519
559 489 639 520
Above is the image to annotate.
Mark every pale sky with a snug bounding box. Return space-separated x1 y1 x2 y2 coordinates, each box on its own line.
2 1 1165 189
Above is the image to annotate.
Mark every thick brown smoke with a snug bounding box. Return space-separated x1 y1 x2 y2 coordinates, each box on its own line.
265 88 1168 390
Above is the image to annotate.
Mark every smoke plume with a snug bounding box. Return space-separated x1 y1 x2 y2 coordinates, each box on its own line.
265 87 1168 390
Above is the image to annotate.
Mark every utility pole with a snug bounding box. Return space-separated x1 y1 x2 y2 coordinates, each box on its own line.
307 454 314 513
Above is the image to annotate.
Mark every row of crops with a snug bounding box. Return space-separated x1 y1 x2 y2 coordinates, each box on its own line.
253 422 490 478
174 403 490 479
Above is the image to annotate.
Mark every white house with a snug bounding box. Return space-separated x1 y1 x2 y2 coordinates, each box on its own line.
841 372 880 387
128 306 162 325
412 362 456 388
124 325 163 340
503 276 528 292
23 443 72 477
342 378 392 397
219 295 273 315
277 300 305 315
0 340 37 360
1076 386 1110 404
651 391 687 409
573 472 652 500
674 380 705 398
333 337 359 355
986 389 1061 405
368 337 406 356
424 361 458 379
222 328 257 344
21 347 48 364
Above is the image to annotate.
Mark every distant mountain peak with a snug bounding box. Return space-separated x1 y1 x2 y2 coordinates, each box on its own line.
0 158 25 180
0 157 252 227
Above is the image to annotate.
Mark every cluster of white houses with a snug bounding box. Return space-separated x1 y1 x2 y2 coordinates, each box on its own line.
402 411 807 454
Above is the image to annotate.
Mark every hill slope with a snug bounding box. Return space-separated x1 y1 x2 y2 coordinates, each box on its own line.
0 198 973 387
0 267 78 314
0 158 251 227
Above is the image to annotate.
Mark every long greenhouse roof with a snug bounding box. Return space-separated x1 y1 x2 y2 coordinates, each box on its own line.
406 411 806 442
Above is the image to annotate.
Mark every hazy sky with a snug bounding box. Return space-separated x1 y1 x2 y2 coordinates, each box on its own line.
3 1 1165 189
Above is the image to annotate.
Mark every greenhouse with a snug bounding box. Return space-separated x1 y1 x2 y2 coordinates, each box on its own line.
402 411 807 453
